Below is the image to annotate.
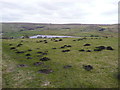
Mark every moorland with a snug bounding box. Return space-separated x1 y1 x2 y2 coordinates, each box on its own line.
1 23 119 88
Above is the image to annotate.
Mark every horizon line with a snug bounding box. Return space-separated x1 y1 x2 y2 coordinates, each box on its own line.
0 21 117 25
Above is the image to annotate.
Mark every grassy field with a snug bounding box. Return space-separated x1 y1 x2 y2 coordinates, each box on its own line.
2 37 118 88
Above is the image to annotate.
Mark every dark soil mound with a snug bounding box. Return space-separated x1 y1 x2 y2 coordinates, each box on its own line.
42 53 47 55
25 54 31 56
36 48 40 49
60 45 72 48
86 50 92 52
60 46 65 48
94 48 102 51
54 40 59 42
40 57 50 61
52 48 57 49
28 49 32 51
44 41 48 43
37 55 43 57
26 57 33 59
38 69 54 74
33 62 43 66
10 47 16 50
39 40 43 42
63 65 72 69
79 49 85 52
62 50 70 52
15 51 25 54
17 64 27 67
66 45 72 47
8 44 12 46
37 52 43 54
106 46 114 50
59 39 63 41
83 65 93 71
84 44 91 46
95 46 106 50
17 43 23 47
77 38 83 41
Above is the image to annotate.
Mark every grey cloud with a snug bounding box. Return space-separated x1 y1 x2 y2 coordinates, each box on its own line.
1 0 119 24
102 8 118 16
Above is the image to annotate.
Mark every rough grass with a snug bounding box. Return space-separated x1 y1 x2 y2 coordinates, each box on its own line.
2 37 118 88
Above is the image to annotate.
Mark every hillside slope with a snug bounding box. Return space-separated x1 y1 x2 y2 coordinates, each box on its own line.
1 23 118 38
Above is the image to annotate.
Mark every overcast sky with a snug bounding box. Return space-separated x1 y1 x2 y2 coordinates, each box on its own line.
1 0 119 24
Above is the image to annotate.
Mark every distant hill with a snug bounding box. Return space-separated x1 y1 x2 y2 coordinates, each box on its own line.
1 23 118 38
